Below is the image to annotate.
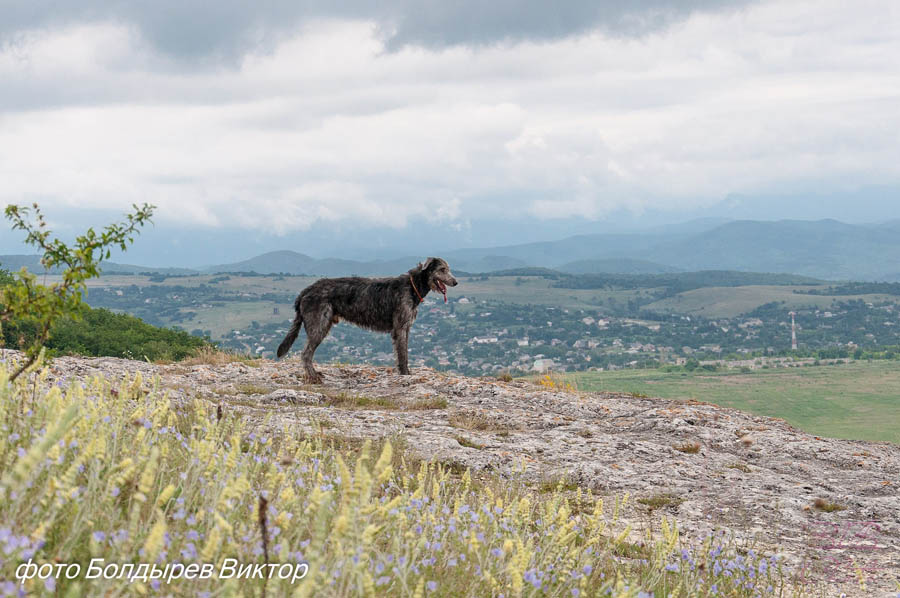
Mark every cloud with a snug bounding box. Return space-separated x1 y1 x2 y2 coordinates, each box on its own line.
0 0 898 236
0 0 754 62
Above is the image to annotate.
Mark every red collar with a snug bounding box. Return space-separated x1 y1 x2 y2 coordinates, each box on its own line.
409 274 425 303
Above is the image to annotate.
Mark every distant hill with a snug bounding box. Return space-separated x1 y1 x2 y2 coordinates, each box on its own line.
204 251 432 276
643 219 900 281
878 219 900 233
462 255 529 272
203 251 530 276
558 258 680 275
440 219 900 281
443 232 675 268
0 255 198 276
203 250 378 276
7 218 900 281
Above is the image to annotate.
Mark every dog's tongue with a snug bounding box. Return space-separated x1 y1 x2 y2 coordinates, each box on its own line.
443 289 447 303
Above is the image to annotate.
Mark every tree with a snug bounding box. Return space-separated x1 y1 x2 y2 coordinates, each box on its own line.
0 203 155 381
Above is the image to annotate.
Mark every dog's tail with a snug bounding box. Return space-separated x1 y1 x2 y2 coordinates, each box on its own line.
277 312 303 358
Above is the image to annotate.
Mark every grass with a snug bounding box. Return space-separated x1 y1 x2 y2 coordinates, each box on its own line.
454 436 485 450
727 462 753 473
537 476 580 493
178 345 262 367
561 360 900 444
324 392 399 409
323 392 448 411
213 382 274 396
812 498 847 513
451 276 644 309
638 493 684 511
447 409 513 433
673 441 702 454
611 539 654 560
0 361 799 597
642 284 897 318
407 396 450 410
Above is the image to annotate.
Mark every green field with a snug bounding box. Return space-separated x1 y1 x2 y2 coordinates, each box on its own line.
453 275 647 308
560 361 900 444
643 284 898 318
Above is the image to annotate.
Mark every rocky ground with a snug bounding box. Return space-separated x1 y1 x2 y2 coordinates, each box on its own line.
10 350 900 596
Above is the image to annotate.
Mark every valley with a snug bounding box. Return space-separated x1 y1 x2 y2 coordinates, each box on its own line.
57 271 900 381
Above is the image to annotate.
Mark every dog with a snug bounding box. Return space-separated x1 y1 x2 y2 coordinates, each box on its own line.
276 257 458 383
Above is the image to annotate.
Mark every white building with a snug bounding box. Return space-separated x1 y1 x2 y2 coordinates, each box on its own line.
532 358 556 373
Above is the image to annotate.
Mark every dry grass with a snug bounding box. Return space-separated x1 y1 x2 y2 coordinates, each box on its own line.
431 458 470 476
455 436 485 450
812 498 846 513
179 346 262 367
325 393 399 409
1 363 794 597
496 371 514 382
448 409 514 433
673 441 702 454
324 392 448 411
538 476 580 493
213 383 274 396
727 462 752 473
637 493 683 511
611 540 653 560
409 396 450 410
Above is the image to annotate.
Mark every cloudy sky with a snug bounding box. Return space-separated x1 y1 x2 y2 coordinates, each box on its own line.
1 0 898 263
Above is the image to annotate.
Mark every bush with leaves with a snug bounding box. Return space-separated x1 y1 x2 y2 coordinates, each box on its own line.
0 203 154 381
1 304 209 362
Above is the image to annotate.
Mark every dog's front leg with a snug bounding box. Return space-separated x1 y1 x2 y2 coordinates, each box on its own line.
392 325 411 375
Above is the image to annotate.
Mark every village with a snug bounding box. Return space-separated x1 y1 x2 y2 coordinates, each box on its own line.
214 295 897 376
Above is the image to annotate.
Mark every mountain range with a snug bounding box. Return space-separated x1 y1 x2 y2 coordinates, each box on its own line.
3 219 899 281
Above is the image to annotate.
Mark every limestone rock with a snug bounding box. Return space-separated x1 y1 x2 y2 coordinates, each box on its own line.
7 350 898 596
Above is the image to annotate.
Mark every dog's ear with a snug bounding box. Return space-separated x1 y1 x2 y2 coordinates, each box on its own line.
420 257 437 271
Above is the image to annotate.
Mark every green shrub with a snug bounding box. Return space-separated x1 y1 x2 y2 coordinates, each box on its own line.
2 305 208 362
0 203 154 380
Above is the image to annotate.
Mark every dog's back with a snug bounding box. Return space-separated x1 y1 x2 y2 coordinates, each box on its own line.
299 276 403 333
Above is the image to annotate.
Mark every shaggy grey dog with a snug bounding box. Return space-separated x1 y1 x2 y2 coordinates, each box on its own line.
276 257 458 383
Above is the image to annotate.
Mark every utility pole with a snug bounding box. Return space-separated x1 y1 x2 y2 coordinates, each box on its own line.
789 311 798 351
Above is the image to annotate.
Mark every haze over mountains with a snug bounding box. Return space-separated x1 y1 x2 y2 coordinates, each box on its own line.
4 219 900 281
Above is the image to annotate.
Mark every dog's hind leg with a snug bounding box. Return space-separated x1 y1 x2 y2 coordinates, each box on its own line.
300 305 333 384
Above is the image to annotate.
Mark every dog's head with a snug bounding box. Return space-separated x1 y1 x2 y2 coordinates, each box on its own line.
419 257 457 302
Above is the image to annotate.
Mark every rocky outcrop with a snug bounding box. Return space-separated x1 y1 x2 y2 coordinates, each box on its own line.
12 350 900 596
